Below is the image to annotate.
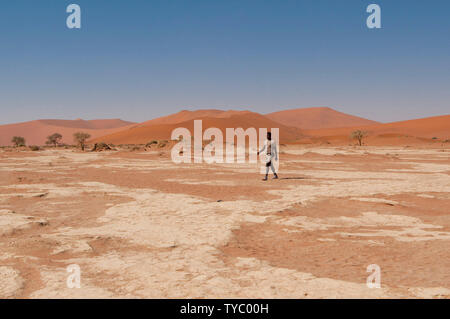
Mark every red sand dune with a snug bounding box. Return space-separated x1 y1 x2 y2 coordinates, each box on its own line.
139 110 226 126
0 119 136 146
266 107 379 129
139 109 262 126
3 109 449 147
92 111 303 144
303 115 450 144
38 119 135 130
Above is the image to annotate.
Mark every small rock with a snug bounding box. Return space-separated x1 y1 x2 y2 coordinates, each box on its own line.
38 221 49 227
34 192 49 198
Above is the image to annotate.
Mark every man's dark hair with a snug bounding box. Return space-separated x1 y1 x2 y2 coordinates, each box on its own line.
267 132 272 140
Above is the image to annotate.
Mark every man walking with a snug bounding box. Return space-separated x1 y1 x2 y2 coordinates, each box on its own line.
257 132 279 181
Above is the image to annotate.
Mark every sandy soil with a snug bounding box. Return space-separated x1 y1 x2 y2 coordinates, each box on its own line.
0 145 449 299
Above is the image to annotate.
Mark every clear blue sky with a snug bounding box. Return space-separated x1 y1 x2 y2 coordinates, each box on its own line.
1 0 449 124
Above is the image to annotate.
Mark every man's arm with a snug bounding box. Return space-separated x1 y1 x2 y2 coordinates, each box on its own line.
273 141 278 160
257 141 266 155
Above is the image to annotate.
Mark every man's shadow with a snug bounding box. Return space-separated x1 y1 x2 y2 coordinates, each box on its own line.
279 177 307 180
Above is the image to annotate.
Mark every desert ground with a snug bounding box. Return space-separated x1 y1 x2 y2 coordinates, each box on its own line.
0 144 449 299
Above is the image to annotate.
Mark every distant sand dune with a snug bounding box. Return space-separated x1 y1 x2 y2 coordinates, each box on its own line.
91 111 303 144
1 108 449 146
303 115 450 144
266 107 379 130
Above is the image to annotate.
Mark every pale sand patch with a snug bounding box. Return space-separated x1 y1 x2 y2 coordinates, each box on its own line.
0 192 52 199
365 148 449 156
56 192 265 248
276 212 450 242
417 194 435 199
298 169 450 181
333 212 433 228
284 147 450 158
407 287 450 299
6 168 447 246
30 268 114 299
0 252 15 260
0 166 57 173
86 158 175 170
165 178 238 186
17 181 267 248
350 197 399 205
0 152 101 170
31 252 448 298
269 170 449 203
0 209 48 236
284 149 358 156
401 162 450 173
339 229 450 242
32 251 400 298
283 160 342 164
18 151 101 163
384 169 418 172
0 267 24 298
317 238 337 242
3 181 138 200
47 236 93 255
277 216 332 231
2 184 85 199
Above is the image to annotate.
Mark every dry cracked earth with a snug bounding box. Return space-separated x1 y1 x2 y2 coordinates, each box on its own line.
0 145 449 298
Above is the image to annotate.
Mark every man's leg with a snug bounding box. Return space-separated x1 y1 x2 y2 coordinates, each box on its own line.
263 162 270 181
270 161 278 179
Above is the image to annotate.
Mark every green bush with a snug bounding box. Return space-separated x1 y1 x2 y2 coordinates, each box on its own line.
73 132 91 151
11 136 26 147
46 133 62 147
350 130 368 146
